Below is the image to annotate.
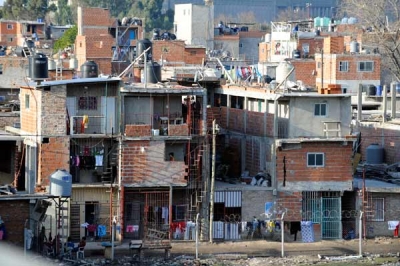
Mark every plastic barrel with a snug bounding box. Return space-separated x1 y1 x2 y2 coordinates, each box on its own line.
376 85 382 96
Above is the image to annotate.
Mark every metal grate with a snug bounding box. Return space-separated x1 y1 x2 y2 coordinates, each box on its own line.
321 197 342 239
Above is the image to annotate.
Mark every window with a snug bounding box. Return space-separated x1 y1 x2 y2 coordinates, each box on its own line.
8 38 13 42
358 61 374 72
190 50 196 55
307 153 324 167
367 198 384 221
25 94 30 109
339 61 349 72
7 24 13 30
78 96 97 110
314 103 327 116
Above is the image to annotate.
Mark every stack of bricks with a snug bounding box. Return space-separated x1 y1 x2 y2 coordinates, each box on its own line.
323 36 345 54
326 84 342 94
168 124 189 136
125 125 151 137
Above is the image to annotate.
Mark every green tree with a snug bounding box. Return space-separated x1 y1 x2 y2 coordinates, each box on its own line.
339 0 400 82
53 25 77 52
127 0 174 32
54 0 73 25
2 0 56 20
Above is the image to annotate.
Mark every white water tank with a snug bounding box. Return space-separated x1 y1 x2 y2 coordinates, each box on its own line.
350 41 359 53
49 169 72 197
48 59 56 70
276 61 295 84
69 58 78 69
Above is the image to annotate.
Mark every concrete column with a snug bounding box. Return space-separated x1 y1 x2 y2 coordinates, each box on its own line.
391 82 397 119
382 85 387 123
357 84 363 122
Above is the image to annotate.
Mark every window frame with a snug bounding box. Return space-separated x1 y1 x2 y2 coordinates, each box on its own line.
357 61 374 72
7 24 13 30
339 61 349 72
314 102 327 117
25 94 30 109
367 198 384 222
307 152 325 167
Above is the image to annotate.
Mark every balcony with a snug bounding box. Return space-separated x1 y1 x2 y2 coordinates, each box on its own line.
124 113 203 137
69 116 115 135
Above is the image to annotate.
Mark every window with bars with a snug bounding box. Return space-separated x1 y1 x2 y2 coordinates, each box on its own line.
367 198 384 221
302 191 321 223
78 96 97 110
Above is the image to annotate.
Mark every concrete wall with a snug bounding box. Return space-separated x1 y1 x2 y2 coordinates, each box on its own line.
242 190 274 221
365 192 400 237
288 96 352 138
174 4 194 45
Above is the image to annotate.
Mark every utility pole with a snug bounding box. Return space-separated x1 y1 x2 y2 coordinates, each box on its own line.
209 119 217 243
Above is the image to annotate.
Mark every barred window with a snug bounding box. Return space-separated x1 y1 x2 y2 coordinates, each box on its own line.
367 198 384 221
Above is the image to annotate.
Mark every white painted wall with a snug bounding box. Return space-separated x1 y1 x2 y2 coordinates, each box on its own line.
174 4 213 49
288 96 352 138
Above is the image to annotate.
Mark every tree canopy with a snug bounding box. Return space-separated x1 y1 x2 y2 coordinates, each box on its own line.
53 25 77 52
2 0 56 21
339 0 400 82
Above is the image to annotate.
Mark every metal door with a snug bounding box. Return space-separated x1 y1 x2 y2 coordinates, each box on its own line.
321 197 342 239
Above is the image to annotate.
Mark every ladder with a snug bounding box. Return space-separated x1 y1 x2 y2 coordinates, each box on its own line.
55 197 69 256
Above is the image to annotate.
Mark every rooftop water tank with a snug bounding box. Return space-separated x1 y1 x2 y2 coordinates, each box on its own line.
137 39 152 63
28 53 48 80
314 17 321 27
80 60 98 78
366 144 384 164
341 17 348 24
276 61 295 85
142 61 161 83
350 41 359 53
49 169 72 197
48 59 56 71
69 57 78 69
321 17 330 27
348 17 357 24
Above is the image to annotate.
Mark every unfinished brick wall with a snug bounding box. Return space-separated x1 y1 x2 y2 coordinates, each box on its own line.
0 113 19 129
125 125 151 137
121 140 187 186
358 124 400 164
276 191 303 221
20 88 39 134
0 200 30 246
169 124 189 136
276 142 353 184
291 60 316 88
41 85 67 136
39 137 70 186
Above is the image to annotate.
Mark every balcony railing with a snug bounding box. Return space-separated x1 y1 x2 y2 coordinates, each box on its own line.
70 115 111 135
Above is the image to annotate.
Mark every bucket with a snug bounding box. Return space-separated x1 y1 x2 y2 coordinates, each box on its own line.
376 85 382 96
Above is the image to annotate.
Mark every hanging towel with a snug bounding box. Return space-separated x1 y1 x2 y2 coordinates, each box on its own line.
97 225 106 237
388 221 399 230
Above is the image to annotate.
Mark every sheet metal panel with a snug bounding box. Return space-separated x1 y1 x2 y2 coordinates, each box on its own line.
225 191 242 207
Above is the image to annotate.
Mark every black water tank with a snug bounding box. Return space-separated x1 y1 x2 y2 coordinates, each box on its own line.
80 61 98 78
144 62 161 83
29 53 48 80
137 39 152 63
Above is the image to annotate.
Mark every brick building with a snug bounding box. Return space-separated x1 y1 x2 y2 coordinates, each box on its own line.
207 83 355 241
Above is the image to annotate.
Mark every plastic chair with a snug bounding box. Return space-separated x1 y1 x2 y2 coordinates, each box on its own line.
76 247 85 259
